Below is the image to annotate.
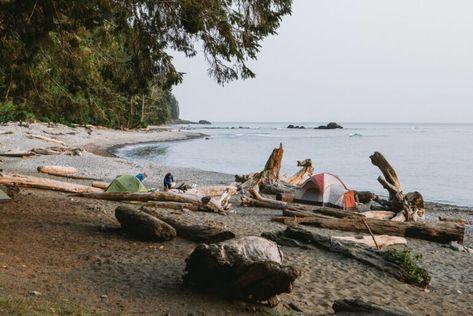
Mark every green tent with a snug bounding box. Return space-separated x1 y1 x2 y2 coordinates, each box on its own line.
0 189 11 202
106 175 148 193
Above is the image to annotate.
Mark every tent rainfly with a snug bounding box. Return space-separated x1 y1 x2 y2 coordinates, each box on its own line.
106 175 148 193
0 189 11 202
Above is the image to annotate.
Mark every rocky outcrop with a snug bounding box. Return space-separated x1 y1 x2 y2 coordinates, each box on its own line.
315 122 343 129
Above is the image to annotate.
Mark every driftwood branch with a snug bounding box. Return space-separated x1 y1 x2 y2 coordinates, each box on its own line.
262 226 430 287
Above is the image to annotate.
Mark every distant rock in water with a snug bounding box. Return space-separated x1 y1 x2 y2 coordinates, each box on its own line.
315 122 343 130
198 120 212 125
287 124 305 129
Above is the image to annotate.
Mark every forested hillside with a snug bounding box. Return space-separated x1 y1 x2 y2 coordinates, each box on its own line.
0 1 292 128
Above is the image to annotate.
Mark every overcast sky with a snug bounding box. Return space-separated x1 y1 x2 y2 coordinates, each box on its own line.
172 0 473 123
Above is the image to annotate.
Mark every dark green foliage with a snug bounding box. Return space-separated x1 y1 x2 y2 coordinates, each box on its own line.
0 0 292 127
383 249 431 287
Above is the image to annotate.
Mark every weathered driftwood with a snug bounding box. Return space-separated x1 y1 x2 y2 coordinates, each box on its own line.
0 173 103 193
187 185 238 197
37 165 78 176
0 131 13 135
332 298 413 316
73 191 227 214
262 226 430 287
370 152 425 222
438 217 467 224
183 236 300 304
28 134 66 146
283 159 314 186
333 235 407 248
242 195 364 219
91 181 110 190
362 210 396 220
144 201 199 211
115 205 176 241
275 214 464 244
141 207 235 243
0 147 84 157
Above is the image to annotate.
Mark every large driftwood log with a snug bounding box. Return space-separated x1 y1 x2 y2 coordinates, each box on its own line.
0 173 103 193
141 207 235 243
370 152 425 222
73 191 227 214
0 147 84 157
187 185 238 197
183 236 300 304
115 206 176 241
276 213 464 244
332 298 413 316
91 181 110 190
37 165 102 181
241 195 364 219
262 226 430 287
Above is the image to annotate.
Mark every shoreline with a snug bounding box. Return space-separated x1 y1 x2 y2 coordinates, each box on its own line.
1 122 472 315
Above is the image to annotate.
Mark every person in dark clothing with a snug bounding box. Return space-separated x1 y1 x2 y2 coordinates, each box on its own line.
163 172 174 190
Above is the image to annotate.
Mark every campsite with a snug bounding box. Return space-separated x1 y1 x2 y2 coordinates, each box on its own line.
0 123 472 315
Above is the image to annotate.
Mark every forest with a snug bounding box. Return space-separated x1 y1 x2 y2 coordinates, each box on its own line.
0 0 292 128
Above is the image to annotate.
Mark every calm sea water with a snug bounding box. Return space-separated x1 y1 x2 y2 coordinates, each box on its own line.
116 122 473 206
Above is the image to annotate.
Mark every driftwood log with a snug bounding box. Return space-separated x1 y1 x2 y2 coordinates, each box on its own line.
262 226 430 287
237 144 311 197
141 207 235 243
332 298 413 316
28 134 66 146
91 181 110 190
183 236 300 304
274 214 464 244
115 206 176 241
37 165 102 181
370 152 425 222
242 195 364 219
0 173 102 193
73 191 228 214
0 147 84 157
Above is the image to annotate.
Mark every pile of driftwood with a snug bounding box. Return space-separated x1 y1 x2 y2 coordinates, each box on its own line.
236 144 465 245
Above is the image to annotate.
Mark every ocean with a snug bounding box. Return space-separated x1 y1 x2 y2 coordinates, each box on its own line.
116 122 473 206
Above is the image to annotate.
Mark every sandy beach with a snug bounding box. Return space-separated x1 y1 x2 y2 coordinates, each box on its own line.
1 123 472 315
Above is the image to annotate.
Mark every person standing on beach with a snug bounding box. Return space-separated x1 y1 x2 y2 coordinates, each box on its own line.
163 173 174 190
135 172 148 182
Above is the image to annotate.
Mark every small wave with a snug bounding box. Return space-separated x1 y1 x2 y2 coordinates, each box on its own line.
349 133 362 137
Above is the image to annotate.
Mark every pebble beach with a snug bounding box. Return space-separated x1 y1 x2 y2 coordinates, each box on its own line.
1 122 472 315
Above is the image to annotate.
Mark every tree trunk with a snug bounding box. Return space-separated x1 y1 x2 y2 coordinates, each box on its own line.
115 205 176 241
91 181 110 190
0 173 103 193
141 207 235 243
262 226 430 287
370 152 425 222
73 191 227 214
183 236 300 304
276 214 464 244
332 298 413 316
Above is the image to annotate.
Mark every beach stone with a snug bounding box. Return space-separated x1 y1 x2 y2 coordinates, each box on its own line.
29 290 42 296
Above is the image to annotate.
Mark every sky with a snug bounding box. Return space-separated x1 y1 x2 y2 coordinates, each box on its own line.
172 0 473 123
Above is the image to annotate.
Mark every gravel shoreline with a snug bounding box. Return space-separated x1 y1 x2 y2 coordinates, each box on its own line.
1 122 473 315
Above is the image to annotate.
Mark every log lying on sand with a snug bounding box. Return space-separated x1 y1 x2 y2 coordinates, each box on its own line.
187 185 238 197
332 298 413 316
91 181 109 190
0 173 103 193
141 207 235 243
183 236 300 305
38 165 78 176
0 147 84 157
333 235 407 248
370 152 425 222
242 195 364 219
28 134 66 146
274 214 464 244
115 206 176 241
262 226 430 287
37 165 102 181
73 191 228 214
